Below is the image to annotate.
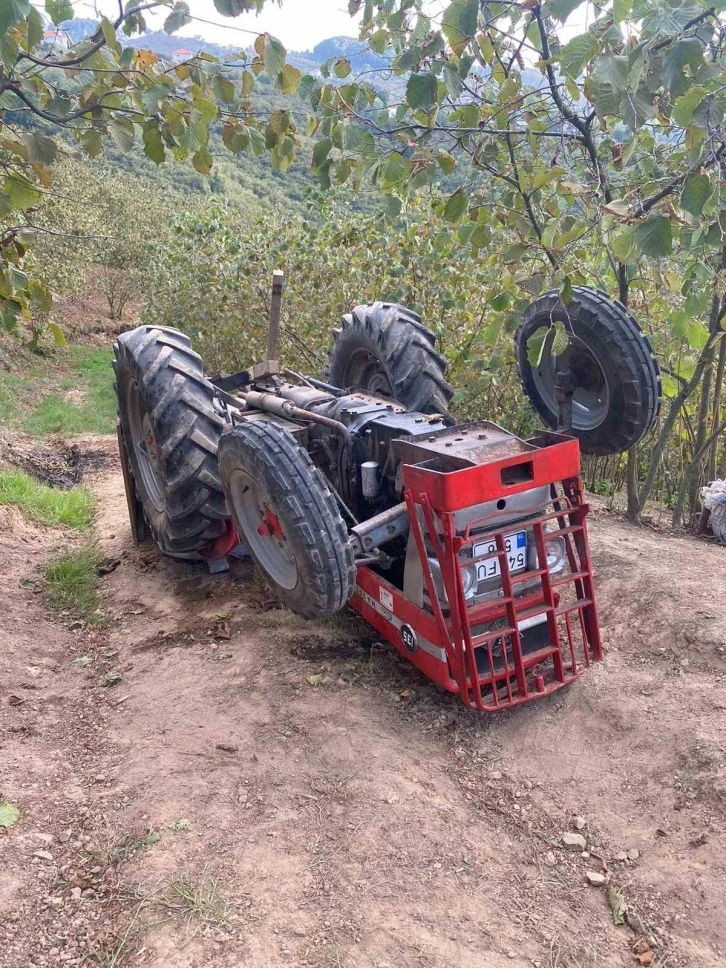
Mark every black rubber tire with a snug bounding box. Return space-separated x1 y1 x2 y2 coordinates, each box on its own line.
515 286 661 456
218 420 356 618
113 325 229 557
327 302 454 417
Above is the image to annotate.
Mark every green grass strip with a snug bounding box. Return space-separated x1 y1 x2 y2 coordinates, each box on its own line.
0 470 95 529
43 544 102 618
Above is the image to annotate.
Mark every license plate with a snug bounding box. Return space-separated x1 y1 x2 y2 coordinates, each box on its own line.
474 530 527 581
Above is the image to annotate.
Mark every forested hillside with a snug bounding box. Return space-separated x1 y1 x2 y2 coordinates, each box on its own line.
3 4 726 532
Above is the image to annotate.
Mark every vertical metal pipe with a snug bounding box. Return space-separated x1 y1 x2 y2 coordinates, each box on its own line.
267 269 284 362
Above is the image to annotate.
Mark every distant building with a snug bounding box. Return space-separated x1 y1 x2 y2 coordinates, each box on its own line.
172 48 195 64
40 27 72 51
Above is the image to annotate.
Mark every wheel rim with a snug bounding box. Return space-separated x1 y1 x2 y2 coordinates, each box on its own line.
227 468 298 590
531 328 610 431
126 379 165 512
344 349 393 397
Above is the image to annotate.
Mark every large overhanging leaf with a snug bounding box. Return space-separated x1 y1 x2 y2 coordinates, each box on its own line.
46 0 73 25
681 170 713 217
560 33 600 79
0 0 31 35
255 33 286 79
441 0 478 55
406 72 437 111
634 215 673 257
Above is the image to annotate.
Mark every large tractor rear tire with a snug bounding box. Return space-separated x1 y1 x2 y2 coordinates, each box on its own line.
218 420 355 618
327 302 454 418
515 287 661 456
114 326 229 558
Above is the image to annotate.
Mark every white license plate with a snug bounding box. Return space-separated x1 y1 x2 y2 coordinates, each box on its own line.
474 530 527 581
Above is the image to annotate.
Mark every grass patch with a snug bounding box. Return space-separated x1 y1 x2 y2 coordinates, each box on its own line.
0 344 116 437
43 544 102 618
22 346 116 437
0 470 95 529
143 868 231 926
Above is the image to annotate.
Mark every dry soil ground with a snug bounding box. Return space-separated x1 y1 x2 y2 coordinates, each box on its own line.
1 434 725 968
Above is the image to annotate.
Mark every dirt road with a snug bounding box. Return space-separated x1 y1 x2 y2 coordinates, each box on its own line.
1 435 725 968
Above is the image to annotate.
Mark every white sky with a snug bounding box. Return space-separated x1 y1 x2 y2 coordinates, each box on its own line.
71 0 362 52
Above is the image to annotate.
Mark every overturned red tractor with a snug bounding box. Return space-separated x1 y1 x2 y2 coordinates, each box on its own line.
114 281 660 712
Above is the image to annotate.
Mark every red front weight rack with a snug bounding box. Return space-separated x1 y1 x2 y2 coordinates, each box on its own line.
350 431 603 712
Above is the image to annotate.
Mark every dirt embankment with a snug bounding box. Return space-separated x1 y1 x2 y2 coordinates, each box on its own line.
1 435 725 968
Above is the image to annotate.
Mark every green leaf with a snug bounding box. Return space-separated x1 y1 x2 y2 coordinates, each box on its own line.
442 0 478 54
26 6 44 48
255 33 286 79
80 128 103 158
0 0 30 35
1 31 19 71
25 132 58 165
551 321 569 355
383 194 402 219
663 38 703 97
5 173 42 211
406 73 437 112
142 123 165 164
334 57 351 78
559 33 599 79
213 0 259 14
369 29 388 54
0 802 20 829
634 215 672 257
613 0 632 23
607 887 628 926
45 0 72 26
214 74 236 103
278 64 301 94
488 292 510 311
442 61 463 99
192 146 213 174
560 277 574 305
686 320 709 348
672 86 707 127
163 1 191 34
611 227 636 262
526 326 548 367
437 150 456 175
312 139 332 169
550 0 585 21
109 119 135 153
681 170 712 216
443 187 468 223
48 321 67 347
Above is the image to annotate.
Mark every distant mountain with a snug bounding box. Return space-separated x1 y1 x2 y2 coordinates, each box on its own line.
309 36 391 73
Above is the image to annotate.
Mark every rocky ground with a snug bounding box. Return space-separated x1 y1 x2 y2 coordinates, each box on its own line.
0 433 725 968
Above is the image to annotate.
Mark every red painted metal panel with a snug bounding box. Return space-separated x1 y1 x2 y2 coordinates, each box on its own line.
402 436 581 511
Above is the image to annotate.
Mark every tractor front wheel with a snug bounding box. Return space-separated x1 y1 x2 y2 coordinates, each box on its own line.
218 420 356 618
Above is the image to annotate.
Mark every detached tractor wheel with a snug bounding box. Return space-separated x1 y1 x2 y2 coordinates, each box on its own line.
114 326 229 557
327 302 454 418
516 287 661 456
218 420 356 618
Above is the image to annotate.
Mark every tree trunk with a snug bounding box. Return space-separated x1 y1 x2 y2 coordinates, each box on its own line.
698 333 726 532
672 347 714 529
625 446 640 522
